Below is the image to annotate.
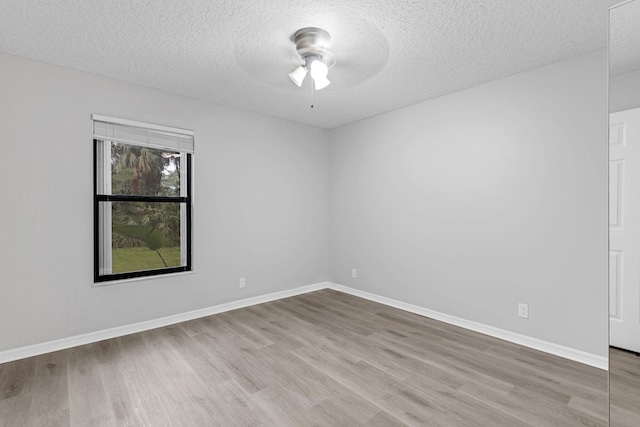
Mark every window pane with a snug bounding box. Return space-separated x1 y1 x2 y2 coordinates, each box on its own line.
109 142 181 197
107 201 184 274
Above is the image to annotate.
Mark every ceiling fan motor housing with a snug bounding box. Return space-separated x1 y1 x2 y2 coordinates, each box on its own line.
293 27 336 69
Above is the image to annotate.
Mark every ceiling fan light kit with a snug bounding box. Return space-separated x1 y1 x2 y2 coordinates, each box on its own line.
288 27 336 91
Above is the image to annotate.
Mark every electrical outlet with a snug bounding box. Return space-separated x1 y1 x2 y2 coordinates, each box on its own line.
351 269 357 278
518 303 529 319
239 277 246 289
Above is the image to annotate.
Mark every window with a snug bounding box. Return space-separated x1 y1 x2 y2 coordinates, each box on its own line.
93 115 193 283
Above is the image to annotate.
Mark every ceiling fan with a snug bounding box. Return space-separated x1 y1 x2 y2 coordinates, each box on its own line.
288 27 337 91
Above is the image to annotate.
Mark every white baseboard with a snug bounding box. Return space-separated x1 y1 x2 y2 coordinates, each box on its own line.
326 283 608 371
0 281 607 370
0 282 328 364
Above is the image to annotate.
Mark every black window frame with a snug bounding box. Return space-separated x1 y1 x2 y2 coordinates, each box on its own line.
93 139 192 283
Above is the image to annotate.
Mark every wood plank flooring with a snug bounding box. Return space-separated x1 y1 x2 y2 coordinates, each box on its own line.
0 289 608 426
610 347 640 426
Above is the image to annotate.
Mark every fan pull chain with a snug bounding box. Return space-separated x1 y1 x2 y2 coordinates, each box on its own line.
310 80 315 109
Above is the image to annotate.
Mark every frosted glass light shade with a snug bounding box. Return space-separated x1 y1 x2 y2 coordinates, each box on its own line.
288 65 308 87
309 60 330 90
309 60 328 78
313 75 330 90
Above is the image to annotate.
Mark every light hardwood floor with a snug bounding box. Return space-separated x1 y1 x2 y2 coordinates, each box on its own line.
0 289 608 426
610 347 640 427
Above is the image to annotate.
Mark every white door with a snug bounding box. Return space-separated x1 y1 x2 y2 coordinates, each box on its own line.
610 107 640 353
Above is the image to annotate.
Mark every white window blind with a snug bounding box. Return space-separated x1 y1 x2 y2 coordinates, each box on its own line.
92 114 194 153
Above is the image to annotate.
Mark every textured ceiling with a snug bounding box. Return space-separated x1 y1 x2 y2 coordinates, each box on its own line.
610 0 640 76
0 0 621 129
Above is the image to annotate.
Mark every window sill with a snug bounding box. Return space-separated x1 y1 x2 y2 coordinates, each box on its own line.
92 270 195 287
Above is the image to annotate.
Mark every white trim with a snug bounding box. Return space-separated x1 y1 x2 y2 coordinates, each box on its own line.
91 114 194 136
0 282 328 364
325 283 608 371
91 270 196 287
0 281 607 370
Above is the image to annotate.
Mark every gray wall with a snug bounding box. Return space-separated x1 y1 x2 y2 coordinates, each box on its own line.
0 49 609 359
610 68 640 113
329 50 609 357
0 52 330 352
